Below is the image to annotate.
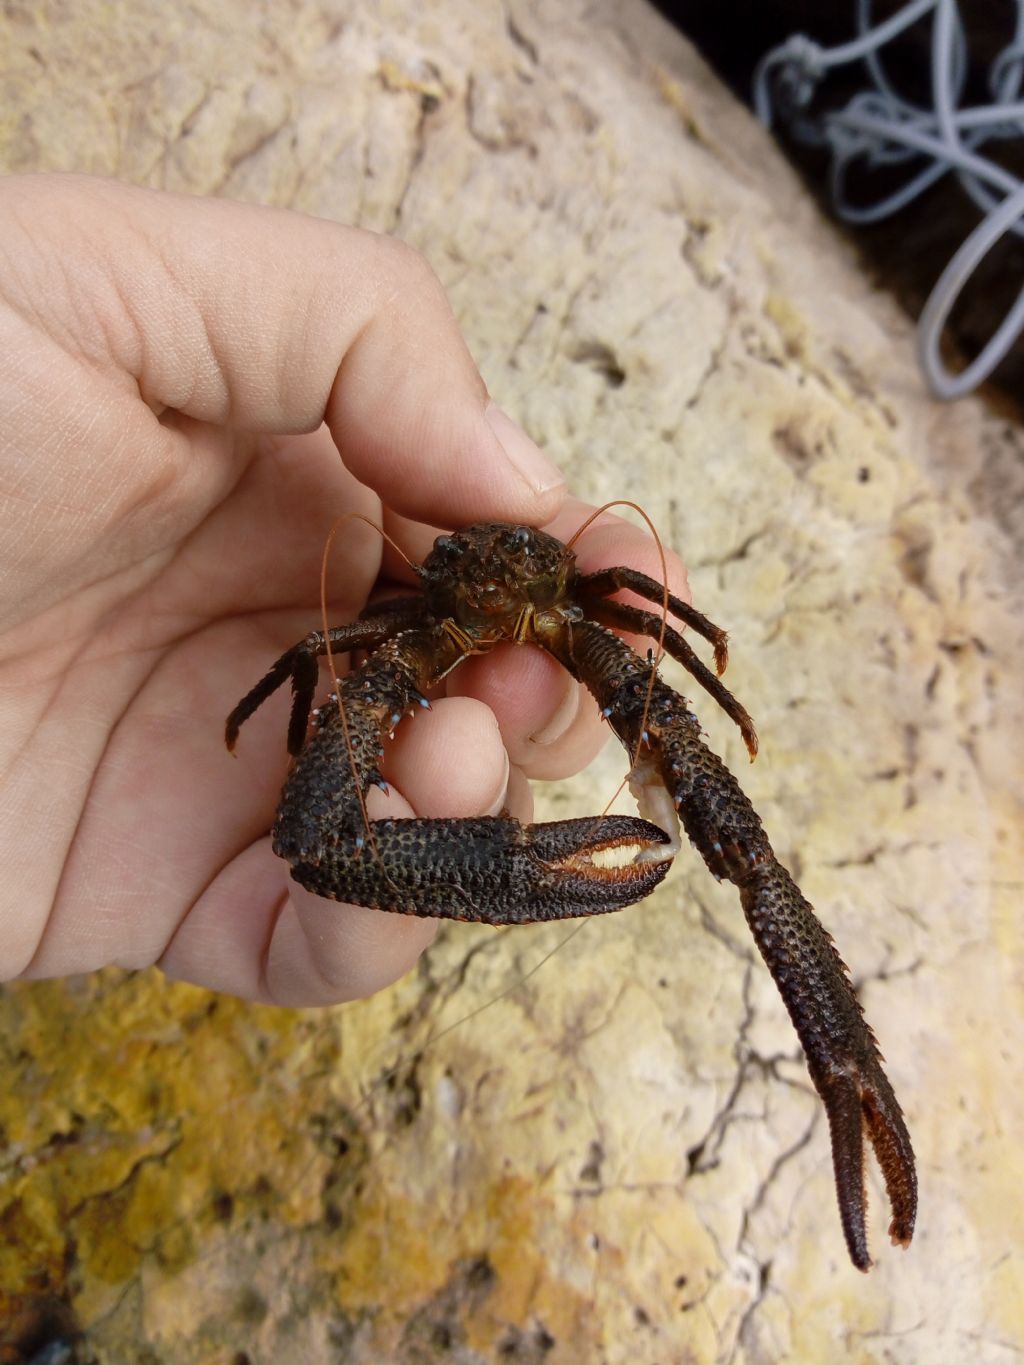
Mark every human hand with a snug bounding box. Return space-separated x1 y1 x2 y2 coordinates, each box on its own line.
0 175 688 1005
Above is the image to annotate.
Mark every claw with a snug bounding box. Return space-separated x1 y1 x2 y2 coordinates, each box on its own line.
281 798 674 925
522 815 675 917
738 859 917 1268
818 1058 917 1271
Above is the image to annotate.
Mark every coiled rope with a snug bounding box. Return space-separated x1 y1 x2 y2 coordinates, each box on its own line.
754 0 1024 399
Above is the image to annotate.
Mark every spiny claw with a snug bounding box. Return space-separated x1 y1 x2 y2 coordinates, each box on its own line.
282 809 674 925
733 857 916 1270
818 1055 917 1271
525 815 674 915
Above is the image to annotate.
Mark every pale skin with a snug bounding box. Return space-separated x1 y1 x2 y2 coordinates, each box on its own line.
0 175 689 1007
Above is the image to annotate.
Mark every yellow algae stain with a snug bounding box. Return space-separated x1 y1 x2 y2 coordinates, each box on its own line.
0 1195 69 1325
479 1174 545 1322
985 1252 1024 1356
377 59 444 104
327 1176 455 1319
463 1176 593 1354
651 66 706 145
2 962 617 1353
0 967 355 1328
323 1166 585 1353
764 293 810 363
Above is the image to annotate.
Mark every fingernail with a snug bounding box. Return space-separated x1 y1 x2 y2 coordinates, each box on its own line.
485 402 565 495
529 678 581 747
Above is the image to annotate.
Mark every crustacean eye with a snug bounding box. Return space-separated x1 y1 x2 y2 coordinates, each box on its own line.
433 535 464 561
501 525 533 554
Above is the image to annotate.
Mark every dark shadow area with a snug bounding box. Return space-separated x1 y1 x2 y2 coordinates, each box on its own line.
651 1 1024 403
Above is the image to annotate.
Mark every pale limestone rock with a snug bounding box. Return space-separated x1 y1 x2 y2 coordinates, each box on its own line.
1 0 1022 1361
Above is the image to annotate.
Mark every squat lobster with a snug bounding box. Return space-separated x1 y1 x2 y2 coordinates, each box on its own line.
226 520 917 1270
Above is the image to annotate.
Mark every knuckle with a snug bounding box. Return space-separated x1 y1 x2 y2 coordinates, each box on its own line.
375 234 448 307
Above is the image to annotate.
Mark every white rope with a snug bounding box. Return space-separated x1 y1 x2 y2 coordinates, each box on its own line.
754 0 1024 399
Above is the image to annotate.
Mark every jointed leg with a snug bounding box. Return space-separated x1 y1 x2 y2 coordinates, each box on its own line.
588 596 758 759
579 567 730 674
543 616 916 1269
225 599 427 755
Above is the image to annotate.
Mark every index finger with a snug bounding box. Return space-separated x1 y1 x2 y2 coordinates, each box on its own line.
2 174 567 529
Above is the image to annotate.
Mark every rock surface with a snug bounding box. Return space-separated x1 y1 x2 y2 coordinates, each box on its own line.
1 1 1022 1362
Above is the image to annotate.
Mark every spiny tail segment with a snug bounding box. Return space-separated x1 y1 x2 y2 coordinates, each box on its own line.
552 619 917 1269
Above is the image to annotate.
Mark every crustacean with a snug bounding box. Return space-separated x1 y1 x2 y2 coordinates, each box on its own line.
225 520 917 1270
